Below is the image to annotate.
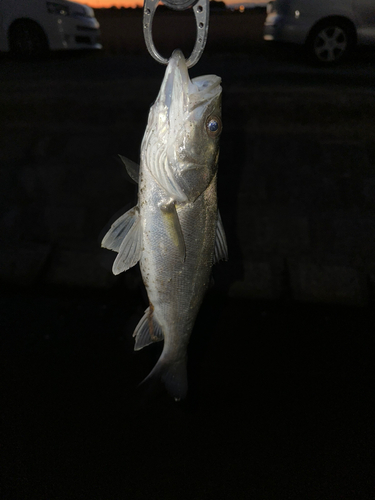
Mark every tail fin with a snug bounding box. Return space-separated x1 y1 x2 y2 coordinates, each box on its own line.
140 355 188 401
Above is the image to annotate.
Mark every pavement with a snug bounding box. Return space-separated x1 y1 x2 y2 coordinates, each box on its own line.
1 48 375 499
1 285 374 499
1 51 375 304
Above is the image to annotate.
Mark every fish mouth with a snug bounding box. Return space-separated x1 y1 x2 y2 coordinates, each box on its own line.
159 49 222 117
190 74 222 109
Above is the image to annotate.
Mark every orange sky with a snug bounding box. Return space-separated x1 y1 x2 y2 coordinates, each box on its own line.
79 0 143 7
76 0 265 9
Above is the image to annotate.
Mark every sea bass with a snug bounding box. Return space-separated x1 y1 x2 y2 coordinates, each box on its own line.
101 50 227 400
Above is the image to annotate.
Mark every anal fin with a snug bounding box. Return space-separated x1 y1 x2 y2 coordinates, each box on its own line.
133 306 164 351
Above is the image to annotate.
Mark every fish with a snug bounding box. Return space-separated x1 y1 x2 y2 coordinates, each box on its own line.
101 49 227 400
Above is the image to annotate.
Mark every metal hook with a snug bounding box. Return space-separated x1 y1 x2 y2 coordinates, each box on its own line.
143 0 210 68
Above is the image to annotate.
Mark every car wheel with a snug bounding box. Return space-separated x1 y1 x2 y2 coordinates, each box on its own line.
9 20 49 58
306 20 355 65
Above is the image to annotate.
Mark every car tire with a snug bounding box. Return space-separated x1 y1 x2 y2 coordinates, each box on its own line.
306 19 356 65
9 20 49 58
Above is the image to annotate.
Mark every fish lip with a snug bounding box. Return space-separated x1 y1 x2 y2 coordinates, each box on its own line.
169 50 191 88
159 50 190 114
160 50 222 112
169 49 188 73
191 75 222 94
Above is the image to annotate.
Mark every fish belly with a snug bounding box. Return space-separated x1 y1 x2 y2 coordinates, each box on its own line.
139 168 217 360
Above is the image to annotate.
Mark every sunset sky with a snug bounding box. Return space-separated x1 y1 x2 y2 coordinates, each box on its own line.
76 0 267 9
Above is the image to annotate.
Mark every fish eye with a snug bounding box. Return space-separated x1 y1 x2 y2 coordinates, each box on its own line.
206 115 222 138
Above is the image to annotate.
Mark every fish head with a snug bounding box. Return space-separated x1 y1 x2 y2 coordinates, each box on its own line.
142 50 222 203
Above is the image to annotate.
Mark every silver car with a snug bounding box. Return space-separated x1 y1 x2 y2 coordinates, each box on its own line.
0 0 102 56
264 0 375 64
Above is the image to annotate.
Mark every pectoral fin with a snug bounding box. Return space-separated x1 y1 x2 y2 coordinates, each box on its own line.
213 210 228 264
133 306 164 351
101 206 139 253
119 155 140 184
112 209 142 275
160 200 186 262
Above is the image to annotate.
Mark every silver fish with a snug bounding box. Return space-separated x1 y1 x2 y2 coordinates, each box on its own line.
101 50 227 400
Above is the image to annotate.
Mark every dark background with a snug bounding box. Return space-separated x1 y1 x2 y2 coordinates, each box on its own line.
1 8 375 499
1 287 375 498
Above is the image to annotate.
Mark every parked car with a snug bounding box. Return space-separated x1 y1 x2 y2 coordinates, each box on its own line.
0 0 102 57
264 0 375 64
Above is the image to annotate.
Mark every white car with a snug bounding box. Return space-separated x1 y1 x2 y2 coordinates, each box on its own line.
0 0 102 56
264 0 375 64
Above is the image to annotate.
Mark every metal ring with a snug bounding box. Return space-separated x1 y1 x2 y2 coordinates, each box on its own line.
143 0 209 68
162 0 198 11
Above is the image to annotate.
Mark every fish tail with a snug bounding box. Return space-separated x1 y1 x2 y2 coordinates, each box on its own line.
141 355 188 401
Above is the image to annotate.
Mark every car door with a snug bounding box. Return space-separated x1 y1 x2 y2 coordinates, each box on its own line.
352 0 375 44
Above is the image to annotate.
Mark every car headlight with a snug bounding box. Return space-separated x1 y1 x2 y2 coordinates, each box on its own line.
84 6 95 18
70 4 94 18
47 2 70 16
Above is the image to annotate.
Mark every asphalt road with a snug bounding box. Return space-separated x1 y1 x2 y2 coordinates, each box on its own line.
1 39 375 500
1 41 375 88
1 285 374 499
